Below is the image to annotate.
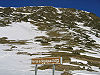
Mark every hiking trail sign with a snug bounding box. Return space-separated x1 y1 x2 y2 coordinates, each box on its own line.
31 57 62 75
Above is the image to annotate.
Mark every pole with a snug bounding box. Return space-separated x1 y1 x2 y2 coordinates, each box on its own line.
52 64 55 75
35 64 38 75
60 57 62 64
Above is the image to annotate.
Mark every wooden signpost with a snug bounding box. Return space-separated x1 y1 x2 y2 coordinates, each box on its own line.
31 57 62 75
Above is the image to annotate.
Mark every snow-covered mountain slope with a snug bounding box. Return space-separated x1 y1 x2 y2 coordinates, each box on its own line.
0 6 100 75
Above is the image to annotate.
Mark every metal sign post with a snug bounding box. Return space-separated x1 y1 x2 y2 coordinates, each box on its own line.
31 57 62 75
52 64 55 75
35 64 38 75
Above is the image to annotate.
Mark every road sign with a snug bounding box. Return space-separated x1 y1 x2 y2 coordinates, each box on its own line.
31 57 62 64
31 57 62 75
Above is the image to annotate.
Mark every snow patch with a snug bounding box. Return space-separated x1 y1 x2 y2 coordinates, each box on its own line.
56 8 62 14
70 57 88 64
0 22 47 40
21 13 32 15
87 33 100 44
42 16 46 19
46 21 51 23
80 52 100 58
82 10 90 13
77 25 91 31
73 46 82 50
71 70 100 75
56 20 64 24
75 22 84 25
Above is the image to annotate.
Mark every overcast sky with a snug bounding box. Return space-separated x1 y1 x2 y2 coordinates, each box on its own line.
0 0 100 17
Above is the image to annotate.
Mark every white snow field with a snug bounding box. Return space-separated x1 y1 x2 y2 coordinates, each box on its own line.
0 22 62 75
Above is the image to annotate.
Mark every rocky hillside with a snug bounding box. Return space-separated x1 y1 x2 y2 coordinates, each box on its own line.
0 6 100 75
0 6 100 30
